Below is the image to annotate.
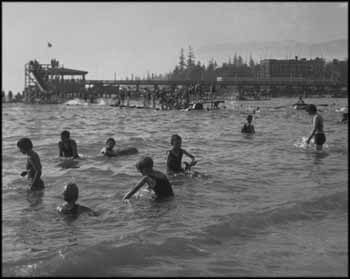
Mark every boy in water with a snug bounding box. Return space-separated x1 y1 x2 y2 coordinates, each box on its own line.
297 96 305 105
167 134 196 174
241 114 255 134
123 157 174 201
57 182 97 216
306 104 326 151
17 137 45 190
101 137 138 157
58 130 79 158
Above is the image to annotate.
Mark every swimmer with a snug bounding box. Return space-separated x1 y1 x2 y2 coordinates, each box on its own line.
17 137 44 190
340 112 348 123
57 182 97 216
306 104 326 151
101 137 138 157
296 96 305 105
241 114 255 134
167 134 196 174
58 130 79 159
123 157 174 201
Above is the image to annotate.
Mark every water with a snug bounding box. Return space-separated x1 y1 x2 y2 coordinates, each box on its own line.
2 98 348 276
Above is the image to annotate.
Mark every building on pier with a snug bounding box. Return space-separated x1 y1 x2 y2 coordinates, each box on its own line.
24 59 88 103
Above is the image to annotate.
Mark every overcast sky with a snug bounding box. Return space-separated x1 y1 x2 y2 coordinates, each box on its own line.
2 2 348 93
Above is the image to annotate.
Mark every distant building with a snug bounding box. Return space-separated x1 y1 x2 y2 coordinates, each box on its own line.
259 56 325 79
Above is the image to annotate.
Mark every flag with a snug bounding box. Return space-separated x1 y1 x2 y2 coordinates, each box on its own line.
48 42 52 48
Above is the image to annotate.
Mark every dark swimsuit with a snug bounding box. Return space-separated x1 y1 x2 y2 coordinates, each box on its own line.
241 124 254 134
59 139 76 157
27 158 44 190
167 149 184 173
148 171 174 199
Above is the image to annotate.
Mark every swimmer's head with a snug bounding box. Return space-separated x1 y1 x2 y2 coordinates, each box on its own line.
106 138 116 148
171 134 182 147
306 104 317 115
63 182 79 203
136 157 153 174
17 137 33 153
247 114 253 123
61 130 70 141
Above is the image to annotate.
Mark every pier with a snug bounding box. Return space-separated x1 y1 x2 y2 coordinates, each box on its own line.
22 60 347 104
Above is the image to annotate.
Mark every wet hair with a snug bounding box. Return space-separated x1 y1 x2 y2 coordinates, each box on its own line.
64 182 79 202
170 134 182 145
61 130 70 138
247 114 253 121
306 104 317 113
17 137 33 151
136 157 153 172
106 138 116 145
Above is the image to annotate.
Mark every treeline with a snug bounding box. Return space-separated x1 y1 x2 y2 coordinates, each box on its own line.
166 46 257 81
161 46 348 83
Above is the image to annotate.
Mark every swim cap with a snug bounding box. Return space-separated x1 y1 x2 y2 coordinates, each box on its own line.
306 104 317 113
63 182 79 202
17 137 33 151
136 157 153 171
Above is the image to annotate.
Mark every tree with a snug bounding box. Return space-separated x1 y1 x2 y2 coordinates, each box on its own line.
179 48 186 71
187 46 195 68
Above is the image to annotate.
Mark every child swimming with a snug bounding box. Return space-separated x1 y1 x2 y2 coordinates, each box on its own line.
101 137 138 157
123 157 174 201
58 130 79 159
166 134 196 174
57 182 97 216
17 137 45 190
241 114 255 134
306 104 326 151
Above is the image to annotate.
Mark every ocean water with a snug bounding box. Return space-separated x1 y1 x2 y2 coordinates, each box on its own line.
2 98 348 277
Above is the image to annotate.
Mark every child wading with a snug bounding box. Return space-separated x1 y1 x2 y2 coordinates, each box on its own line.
123 157 174 201
241 114 255 134
167 134 196 174
17 137 45 190
306 104 326 151
57 182 97 216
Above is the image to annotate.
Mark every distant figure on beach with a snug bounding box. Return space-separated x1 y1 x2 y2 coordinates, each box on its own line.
306 104 326 151
123 157 174 201
241 115 255 134
101 137 138 157
167 134 196 174
17 137 45 190
57 182 97 216
59 130 79 159
297 96 305 105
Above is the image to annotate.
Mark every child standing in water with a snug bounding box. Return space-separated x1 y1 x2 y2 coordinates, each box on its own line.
123 157 174 201
57 182 97 216
58 130 79 159
167 134 196 174
306 104 326 151
17 138 44 190
101 137 138 157
241 114 255 134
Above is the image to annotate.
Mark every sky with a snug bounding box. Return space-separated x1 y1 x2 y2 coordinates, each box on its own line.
2 2 348 94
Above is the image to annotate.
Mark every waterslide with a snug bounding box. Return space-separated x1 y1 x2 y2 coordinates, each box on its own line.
31 71 47 93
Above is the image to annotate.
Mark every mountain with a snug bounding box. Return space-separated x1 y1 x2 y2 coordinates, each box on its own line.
197 39 347 63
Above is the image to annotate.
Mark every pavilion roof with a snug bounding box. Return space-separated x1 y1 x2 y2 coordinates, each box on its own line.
46 67 88 76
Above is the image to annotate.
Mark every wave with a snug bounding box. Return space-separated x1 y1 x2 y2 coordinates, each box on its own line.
193 191 347 242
